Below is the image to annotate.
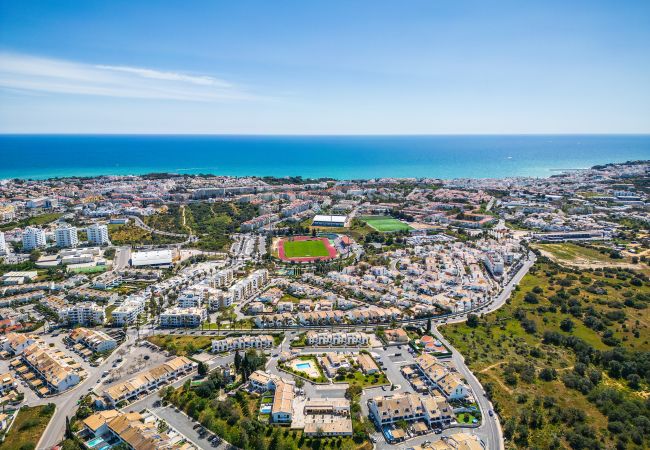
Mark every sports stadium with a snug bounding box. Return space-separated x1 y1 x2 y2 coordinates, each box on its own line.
273 235 348 262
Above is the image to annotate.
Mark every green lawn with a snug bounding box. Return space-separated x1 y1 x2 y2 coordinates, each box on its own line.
146 334 213 355
361 216 412 232
0 404 55 450
282 238 330 258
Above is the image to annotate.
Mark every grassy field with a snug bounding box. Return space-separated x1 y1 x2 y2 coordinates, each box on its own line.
534 242 648 273
0 213 62 232
440 260 650 449
282 239 330 258
361 216 412 232
0 404 55 450
147 334 213 355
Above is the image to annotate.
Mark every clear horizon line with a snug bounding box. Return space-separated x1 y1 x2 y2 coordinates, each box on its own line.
1 132 650 137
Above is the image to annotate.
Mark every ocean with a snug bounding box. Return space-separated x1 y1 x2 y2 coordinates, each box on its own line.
0 135 648 180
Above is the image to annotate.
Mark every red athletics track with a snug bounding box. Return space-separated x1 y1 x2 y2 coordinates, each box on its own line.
277 236 338 263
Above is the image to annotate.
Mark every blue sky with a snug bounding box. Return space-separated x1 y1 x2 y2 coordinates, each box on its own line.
0 0 648 134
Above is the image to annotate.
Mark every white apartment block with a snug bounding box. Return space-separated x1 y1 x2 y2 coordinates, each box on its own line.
55 225 79 248
228 269 269 303
210 268 234 288
176 290 204 308
111 295 146 326
22 227 46 251
211 335 274 353
69 327 117 353
22 341 82 393
305 331 369 346
483 252 504 276
0 231 7 255
0 332 36 356
60 302 106 326
87 223 110 245
103 356 195 405
160 307 207 328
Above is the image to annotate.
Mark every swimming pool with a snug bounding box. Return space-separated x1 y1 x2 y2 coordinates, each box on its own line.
296 362 311 369
260 405 272 414
86 437 106 448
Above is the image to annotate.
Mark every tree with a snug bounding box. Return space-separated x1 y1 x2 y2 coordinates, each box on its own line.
29 249 41 262
198 362 208 377
65 416 73 440
560 318 575 332
234 350 242 373
467 314 479 328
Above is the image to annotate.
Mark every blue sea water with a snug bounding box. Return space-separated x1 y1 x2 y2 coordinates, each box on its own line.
0 135 648 180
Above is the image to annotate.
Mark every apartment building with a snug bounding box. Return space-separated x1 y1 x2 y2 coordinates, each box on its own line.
103 356 195 405
69 327 117 353
368 393 452 431
86 223 110 245
0 231 7 256
22 227 46 251
483 252 504 276
228 269 269 303
0 372 17 396
21 341 82 393
176 290 205 308
55 225 79 248
60 302 106 326
0 332 36 356
111 295 146 326
210 268 234 287
303 398 352 437
211 335 273 353
271 378 294 424
159 307 206 328
82 409 198 450
415 354 469 400
305 331 369 346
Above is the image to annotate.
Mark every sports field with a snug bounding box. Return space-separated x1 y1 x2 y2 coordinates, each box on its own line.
277 236 338 262
362 216 412 232
283 239 330 258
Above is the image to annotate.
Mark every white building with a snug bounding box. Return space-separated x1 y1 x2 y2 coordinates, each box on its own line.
55 225 79 248
483 252 504 276
69 328 117 353
228 269 269 303
0 332 36 355
22 227 46 251
60 302 106 326
305 331 369 346
160 307 207 328
211 335 274 353
87 223 110 245
210 268 234 287
131 249 173 267
111 295 146 326
0 231 7 255
177 291 204 308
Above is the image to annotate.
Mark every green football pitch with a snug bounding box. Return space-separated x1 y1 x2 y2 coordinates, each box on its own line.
362 216 412 232
283 239 330 258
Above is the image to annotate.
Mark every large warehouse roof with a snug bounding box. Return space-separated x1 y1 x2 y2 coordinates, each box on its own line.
313 214 347 224
131 250 173 266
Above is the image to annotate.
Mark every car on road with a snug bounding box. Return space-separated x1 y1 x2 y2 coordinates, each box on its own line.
489 410 494 417
434 429 442 434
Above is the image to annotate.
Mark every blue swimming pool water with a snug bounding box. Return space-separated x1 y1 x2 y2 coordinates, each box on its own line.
86 437 105 448
260 405 272 414
296 362 311 369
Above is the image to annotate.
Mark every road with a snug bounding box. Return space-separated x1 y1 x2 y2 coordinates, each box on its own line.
113 245 131 270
